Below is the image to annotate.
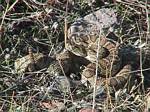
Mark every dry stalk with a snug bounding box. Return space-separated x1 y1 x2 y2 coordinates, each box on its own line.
1 0 19 27
136 20 145 94
92 34 102 111
64 0 69 49
22 91 40 106
115 0 149 9
106 41 120 109
64 18 68 49
145 0 150 43
57 59 74 103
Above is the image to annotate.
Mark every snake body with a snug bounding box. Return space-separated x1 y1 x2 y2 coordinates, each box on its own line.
66 27 132 88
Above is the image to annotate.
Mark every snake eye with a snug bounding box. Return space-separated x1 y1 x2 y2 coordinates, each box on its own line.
72 36 82 45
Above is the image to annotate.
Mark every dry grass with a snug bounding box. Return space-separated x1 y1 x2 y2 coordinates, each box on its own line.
0 0 150 111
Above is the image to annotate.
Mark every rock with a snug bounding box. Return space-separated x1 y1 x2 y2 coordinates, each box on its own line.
68 8 117 37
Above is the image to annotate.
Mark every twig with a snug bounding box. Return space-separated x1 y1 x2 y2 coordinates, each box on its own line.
64 0 69 49
136 20 145 94
145 0 150 44
0 0 19 27
92 34 102 111
57 59 74 103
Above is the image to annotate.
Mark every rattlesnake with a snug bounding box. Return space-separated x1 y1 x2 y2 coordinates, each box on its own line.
14 8 141 91
66 31 133 89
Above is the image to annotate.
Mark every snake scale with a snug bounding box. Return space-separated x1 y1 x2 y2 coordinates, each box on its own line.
15 9 135 90
66 25 133 89
15 32 133 92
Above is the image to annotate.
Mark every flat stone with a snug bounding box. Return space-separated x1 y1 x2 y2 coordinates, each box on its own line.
68 8 117 37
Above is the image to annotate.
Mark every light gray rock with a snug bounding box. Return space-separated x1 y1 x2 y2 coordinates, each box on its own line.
68 8 118 37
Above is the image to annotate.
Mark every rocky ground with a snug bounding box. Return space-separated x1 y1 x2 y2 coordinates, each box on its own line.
0 0 150 112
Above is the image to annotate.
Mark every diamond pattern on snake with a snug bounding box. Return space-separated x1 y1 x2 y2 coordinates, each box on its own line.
66 24 132 89
15 47 53 74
